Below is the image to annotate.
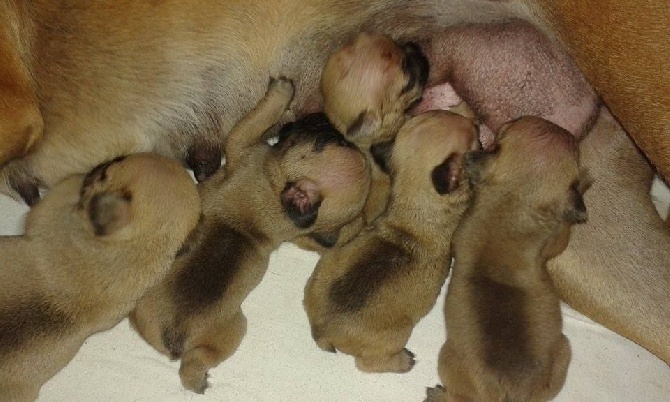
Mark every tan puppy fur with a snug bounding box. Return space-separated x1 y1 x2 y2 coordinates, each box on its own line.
322 31 428 146
0 154 200 402
285 113 370 252
304 110 478 373
130 78 371 394
322 32 429 224
427 116 590 402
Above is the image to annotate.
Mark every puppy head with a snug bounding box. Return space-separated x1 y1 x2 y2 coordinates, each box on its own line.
321 32 429 146
272 114 371 233
75 153 201 244
378 110 479 199
465 116 591 251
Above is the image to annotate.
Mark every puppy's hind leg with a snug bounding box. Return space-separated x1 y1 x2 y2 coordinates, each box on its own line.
540 335 571 401
355 348 416 374
178 311 247 394
224 77 295 168
305 317 337 353
352 325 416 373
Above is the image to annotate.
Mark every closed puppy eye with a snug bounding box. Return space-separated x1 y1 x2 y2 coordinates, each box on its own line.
81 155 128 191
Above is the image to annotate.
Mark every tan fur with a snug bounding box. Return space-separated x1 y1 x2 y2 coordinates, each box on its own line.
0 154 200 402
130 78 371 394
322 32 426 145
427 116 589 402
0 0 668 364
304 110 478 373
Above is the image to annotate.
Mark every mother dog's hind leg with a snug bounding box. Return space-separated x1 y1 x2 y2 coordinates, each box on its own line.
548 109 670 364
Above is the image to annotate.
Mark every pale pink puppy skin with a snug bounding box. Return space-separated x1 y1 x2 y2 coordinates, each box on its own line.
411 84 463 115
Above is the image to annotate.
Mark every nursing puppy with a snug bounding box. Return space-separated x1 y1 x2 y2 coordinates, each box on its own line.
322 31 429 224
130 78 371 393
287 113 370 252
304 110 478 373
426 116 590 402
322 31 429 146
0 154 200 402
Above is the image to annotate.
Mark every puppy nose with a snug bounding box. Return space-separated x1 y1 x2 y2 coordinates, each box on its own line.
401 42 430 90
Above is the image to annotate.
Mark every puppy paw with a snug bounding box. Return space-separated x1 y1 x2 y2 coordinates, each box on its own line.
267 76 295 104
179 361 210 394
424 384 446 402
355 348 416 373
398 348 417 373
181 371 210 395
315 338 337 353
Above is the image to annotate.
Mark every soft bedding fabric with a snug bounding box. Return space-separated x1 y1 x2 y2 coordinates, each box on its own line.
1 178 668 402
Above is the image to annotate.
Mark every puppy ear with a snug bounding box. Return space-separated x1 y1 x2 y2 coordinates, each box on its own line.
309 230 341 248
281 180 322 228
370 140 395 174
346 110 380 138
431 153 465 195
88 191 132 236
563 170 593 224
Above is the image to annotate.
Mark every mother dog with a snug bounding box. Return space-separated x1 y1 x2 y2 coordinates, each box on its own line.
0 0 668 364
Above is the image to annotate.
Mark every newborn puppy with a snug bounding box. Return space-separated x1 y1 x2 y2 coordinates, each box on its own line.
130 78 370 393
321 31 429 224
426 116 590 402
285 113 370 252
0 154 200 402
417 19 599 149
304 110 478 373
322 31 429 145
